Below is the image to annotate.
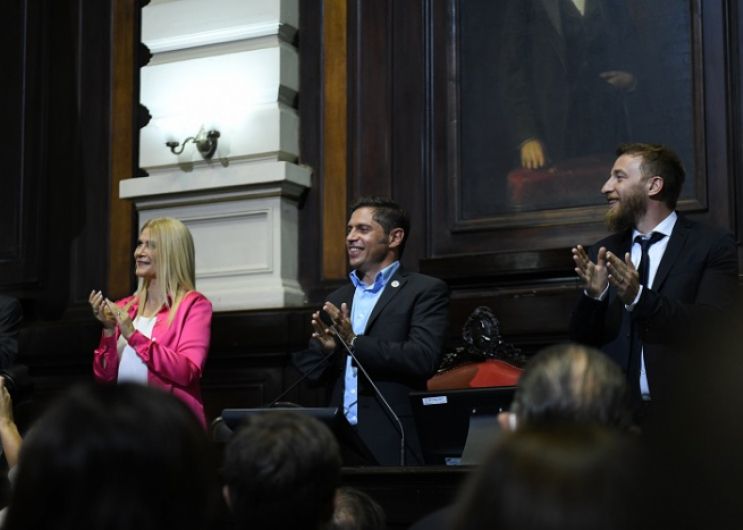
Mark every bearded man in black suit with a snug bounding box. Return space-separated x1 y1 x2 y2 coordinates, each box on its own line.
570 143 738 420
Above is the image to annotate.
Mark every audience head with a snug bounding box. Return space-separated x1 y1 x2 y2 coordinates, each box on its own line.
506 343 633 432
331 486 386 530
452 423 641 530
222 410 342 530
4 383 213 530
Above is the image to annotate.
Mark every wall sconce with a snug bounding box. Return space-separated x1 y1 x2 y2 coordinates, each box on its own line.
166 127 221 159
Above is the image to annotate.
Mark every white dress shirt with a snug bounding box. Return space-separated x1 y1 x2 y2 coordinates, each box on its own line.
628 212 678 399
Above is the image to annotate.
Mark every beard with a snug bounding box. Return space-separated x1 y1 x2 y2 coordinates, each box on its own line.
605 188 647 232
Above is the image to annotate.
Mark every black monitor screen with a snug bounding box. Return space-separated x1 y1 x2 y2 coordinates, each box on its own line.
409 387 516 465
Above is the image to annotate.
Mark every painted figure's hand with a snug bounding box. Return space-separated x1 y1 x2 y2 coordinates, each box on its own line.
520 139 547 169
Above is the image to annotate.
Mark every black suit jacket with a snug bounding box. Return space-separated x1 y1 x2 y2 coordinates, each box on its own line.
292 267 450 466
570 214 738 407
0 295 22 370
499 0 637 160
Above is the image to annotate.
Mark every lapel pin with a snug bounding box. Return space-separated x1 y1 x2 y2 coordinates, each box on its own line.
391 280 400 288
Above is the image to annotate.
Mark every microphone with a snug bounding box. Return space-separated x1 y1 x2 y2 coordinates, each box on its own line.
320 310 407 466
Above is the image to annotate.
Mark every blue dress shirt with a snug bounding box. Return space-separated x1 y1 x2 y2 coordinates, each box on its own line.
343 261 401 425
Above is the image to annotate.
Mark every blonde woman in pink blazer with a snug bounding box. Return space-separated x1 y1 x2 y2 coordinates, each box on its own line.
89 218 212 427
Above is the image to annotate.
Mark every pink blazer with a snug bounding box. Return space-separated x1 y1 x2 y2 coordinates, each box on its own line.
93 291 212 428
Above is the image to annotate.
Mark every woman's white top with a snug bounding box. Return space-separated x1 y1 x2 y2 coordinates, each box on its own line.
117 315 156 385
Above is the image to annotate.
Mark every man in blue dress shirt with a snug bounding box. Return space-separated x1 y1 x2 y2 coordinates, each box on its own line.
293 197 450 466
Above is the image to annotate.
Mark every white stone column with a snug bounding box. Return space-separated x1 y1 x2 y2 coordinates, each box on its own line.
122 0 309 311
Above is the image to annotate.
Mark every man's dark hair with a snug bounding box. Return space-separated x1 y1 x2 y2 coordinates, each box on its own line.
350 197 410 258
223 411 342 530
331 486 386 530
510 343 633 433
616 143 686 209
5 383 213 530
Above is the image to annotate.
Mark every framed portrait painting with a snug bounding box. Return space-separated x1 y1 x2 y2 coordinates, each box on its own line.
431 0 713 248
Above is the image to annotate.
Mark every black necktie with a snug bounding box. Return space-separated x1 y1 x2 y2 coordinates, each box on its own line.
628 232 666 407
634 232 666 288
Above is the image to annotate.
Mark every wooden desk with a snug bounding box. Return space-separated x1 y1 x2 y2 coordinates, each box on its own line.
341 465 472 529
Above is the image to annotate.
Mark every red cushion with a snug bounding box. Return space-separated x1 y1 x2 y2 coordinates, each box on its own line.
508 153 615 206
427 359 523 390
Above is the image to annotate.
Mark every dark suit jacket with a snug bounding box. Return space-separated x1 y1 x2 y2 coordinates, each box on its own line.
292 267 450 466
569 214 738 408
499 0 637 160
0 295 22 369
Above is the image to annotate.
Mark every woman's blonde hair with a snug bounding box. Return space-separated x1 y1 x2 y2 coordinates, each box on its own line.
125 217 196 325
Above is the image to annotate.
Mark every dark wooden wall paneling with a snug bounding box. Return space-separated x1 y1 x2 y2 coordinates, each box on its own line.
109 0 140 302
701 0 738 234
348 0 393 199
0 1 26 273
1 1 42 293
297 0 323 294
390 1 428 264
300 0 352 302
321 0 351 282
729 0 743 241
1 0 115 321
346 1 430 269
3 0 125 429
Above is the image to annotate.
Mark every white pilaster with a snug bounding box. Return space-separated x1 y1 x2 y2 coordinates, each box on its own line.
123 0 308 311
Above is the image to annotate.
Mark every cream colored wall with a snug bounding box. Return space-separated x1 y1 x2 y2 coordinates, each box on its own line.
122 0 310 311
139 0 299 167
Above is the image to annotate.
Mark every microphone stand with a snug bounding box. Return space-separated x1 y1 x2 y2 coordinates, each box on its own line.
327 322 406 467
264 348 336 408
